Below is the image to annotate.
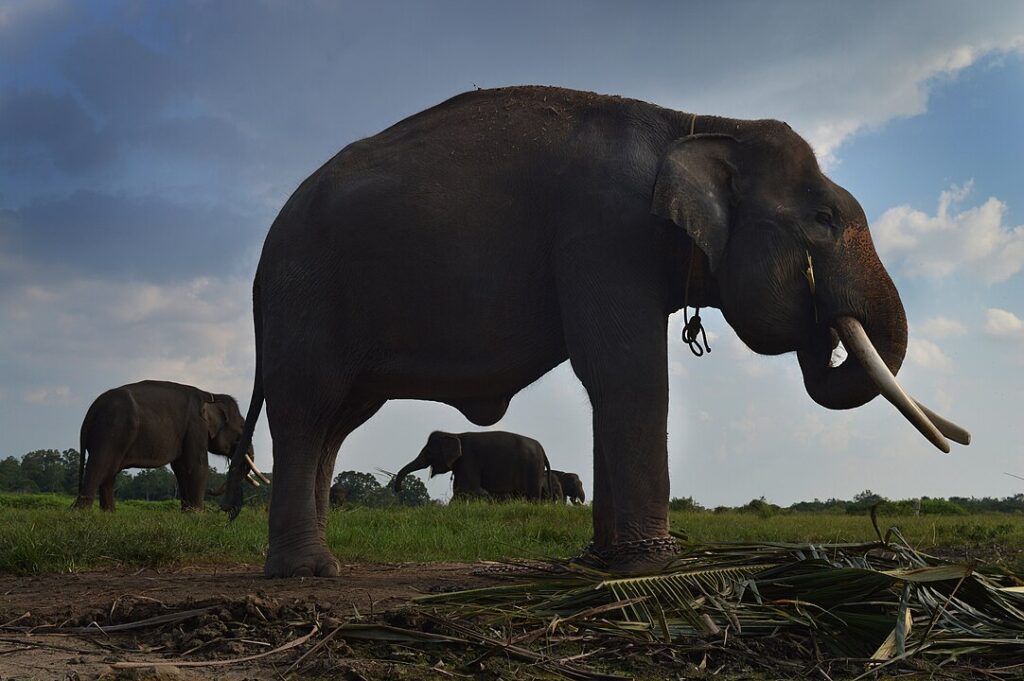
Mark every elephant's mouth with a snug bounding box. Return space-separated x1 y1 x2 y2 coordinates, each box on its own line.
801 316 970 453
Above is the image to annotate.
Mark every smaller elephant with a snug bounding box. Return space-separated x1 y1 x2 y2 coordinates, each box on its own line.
74 380 266 511
552 470 586 504
392 431 551 501
541 472 563 502
329 483 349 507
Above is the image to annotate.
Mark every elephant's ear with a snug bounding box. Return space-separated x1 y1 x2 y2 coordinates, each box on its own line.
440 435 462 470
201 401 226 440
650 134 738 273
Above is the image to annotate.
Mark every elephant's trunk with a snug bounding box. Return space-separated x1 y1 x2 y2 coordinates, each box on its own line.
797 276 908 412
392 457 426 492
797 269 969 451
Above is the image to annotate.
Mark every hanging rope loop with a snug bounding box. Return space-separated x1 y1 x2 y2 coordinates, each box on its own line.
683 306 711 357
682 238 711 357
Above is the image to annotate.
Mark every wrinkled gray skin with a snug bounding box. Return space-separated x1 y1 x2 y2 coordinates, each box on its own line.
553 470 586 504
224 86 915 577
75 381 250 511
392 431 551 501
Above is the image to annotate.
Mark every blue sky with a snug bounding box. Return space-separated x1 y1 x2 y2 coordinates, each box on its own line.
1 1 1022 505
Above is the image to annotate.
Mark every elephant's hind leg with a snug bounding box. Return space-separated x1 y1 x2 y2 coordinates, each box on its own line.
264 373 382 578
314 399 385 542
98 478 116 512
75 446 117 510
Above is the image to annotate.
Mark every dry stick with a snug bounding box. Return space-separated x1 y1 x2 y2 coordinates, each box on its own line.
286 621 347 673
35 606 219 635
111 624 318 669
0 636 99 655
0 612 31 630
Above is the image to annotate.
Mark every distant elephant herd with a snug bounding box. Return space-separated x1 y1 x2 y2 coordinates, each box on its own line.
73 380 584 511
69 86 970 576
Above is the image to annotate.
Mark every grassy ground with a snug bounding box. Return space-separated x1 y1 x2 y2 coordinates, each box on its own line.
1 493 1021 574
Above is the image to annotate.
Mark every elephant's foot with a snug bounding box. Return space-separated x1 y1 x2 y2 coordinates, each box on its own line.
568 541 610 570
264 545 340 578
71 496 93 510
602 536 681 575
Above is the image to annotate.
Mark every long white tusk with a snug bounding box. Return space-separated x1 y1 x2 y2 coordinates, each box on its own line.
834 317 950 453
245 472 260 488
246 454 271 484
913 400 971 446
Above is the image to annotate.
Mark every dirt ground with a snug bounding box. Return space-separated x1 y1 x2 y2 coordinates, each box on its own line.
0 563 494 681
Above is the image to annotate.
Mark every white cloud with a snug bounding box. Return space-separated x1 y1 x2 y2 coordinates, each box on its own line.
907 338 954 373
874 182 1024 284
794 412 856 454
0 275 255 399
984 308 1024 341
23 385 73 405
917 317 968 339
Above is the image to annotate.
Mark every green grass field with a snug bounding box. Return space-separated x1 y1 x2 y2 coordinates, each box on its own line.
1 493 1021 575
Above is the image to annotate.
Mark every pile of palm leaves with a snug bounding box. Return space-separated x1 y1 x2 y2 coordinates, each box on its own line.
416 526 1024 678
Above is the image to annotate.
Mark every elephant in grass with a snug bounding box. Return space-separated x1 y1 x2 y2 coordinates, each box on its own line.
74 381 266 511
549 470 586 505
392 431 552 501
222 86 970 577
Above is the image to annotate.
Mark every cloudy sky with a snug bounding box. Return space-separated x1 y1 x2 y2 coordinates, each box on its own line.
2 1 1023 506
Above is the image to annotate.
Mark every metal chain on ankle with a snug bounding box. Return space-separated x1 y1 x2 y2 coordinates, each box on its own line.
604 536 681 563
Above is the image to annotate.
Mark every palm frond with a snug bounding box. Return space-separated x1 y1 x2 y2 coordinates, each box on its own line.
418 529 1024 674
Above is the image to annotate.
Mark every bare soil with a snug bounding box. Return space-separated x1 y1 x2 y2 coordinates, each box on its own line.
0 563 493 680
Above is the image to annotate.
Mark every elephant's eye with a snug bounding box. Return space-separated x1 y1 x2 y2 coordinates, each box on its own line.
815 210 835 228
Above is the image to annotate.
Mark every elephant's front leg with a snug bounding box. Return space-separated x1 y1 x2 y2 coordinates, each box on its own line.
591 439 616 549
560 264 677 573
588 370 675 572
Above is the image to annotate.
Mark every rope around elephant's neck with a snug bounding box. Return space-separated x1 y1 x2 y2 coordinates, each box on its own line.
682 239 711 357
680 113 711 358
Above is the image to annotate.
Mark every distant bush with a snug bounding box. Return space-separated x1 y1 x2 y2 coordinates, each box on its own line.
669 496 704 512
738 497 781 518
331 470 431 507
920 498 968 515
0 492 71 510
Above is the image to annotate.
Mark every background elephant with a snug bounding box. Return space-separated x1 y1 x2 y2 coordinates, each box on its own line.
75 380 260 511
540 471 563 502
222 86 968 577
392 431 552 501
552 470 586 505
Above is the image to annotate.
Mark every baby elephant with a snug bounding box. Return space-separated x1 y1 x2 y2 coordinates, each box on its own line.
552 470 586 504
541 470 586 504
392 431 551 501
74 380 266 511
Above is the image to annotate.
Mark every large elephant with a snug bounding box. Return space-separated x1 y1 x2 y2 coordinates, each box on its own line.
75 380 264 511
392 431 552 501
222 86 969 577
552 470 586 505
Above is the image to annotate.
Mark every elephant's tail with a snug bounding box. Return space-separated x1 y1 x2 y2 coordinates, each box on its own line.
543 453 553 501
76 399 100 502
221 274 265 520
77 418 88 500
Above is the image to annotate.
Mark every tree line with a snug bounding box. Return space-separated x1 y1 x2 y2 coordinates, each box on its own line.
4 450 1020 513
670 488 1024 516
0 449 431 507
0 449 241 502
